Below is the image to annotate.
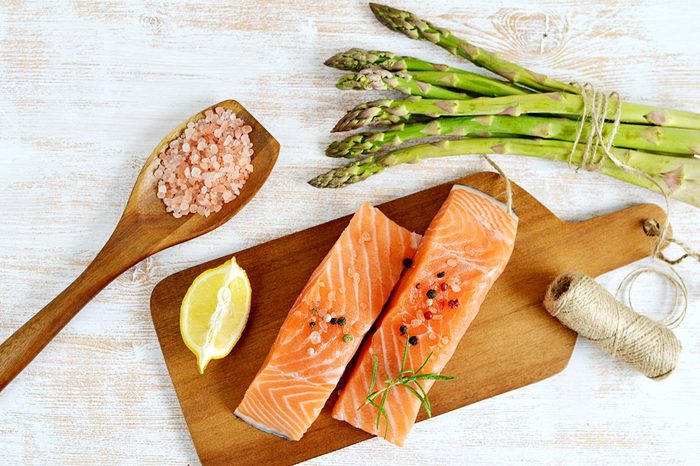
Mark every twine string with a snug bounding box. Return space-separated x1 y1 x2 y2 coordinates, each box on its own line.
644 219 700 265
482 154 513 214
544 272 682 380
616 266 688 329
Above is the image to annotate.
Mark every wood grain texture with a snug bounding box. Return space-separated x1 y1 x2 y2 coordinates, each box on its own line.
0 0 698 464
151 172 666 465
0 99 279 391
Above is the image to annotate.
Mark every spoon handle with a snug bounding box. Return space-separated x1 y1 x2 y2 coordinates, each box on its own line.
0 232 145 392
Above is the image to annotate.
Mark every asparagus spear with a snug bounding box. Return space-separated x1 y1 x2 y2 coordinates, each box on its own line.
310 138 700 208
369 3 578 93
337 68 469 99
327 115 700 158
409 70 528 96
327 49 530 96
338 68 529 97
332 95 700 132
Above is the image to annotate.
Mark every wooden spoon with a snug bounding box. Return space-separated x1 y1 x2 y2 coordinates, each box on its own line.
0 100 280 391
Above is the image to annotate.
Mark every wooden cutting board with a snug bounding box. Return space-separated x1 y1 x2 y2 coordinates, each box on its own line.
150 172 664 465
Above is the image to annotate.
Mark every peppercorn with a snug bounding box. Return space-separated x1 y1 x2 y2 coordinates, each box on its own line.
437 271 445 278
415 283 421 289
448 299 459 308
399 324 408 335
426 289 437 299
337 316 347 326
309 321 316 328
440 282 448 291
330 317 338 325
424 311 433 320
311 308 319 315
343 334 353 343
408 336 418 345
403 258 413 268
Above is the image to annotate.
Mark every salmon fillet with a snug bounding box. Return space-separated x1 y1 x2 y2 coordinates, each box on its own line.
332 186 518 446
235 203 421 441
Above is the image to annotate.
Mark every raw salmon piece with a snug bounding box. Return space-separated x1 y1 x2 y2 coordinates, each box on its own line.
235 203 421 441
332 186 518 446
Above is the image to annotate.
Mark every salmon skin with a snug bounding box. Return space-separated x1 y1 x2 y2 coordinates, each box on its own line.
332 186 518 446
235 203 421 441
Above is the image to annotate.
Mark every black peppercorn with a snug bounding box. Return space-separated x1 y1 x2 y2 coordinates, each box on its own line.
426 289 437 299
403 258 413 268
330 317 338 325
399 324 408 335
408 336 418 345
437 271 445 278
309 321 316 328
337 316 347 326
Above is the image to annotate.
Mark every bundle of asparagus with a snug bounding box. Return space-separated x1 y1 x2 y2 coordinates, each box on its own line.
311 3 700 209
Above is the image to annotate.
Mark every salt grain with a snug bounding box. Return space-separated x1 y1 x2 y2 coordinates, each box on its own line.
154 106 255 218
309 331 321 345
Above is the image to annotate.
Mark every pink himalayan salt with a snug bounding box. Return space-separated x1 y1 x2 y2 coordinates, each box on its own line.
154 107 254 218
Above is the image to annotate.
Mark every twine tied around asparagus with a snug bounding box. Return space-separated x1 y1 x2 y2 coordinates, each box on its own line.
567 82 699 265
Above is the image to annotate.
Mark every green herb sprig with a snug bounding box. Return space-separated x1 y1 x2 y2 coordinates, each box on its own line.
361 338 454 438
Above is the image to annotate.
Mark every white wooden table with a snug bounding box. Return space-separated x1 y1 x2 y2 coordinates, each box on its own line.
1 1 699 464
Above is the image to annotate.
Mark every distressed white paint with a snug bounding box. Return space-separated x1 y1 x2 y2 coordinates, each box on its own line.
1 0 699 464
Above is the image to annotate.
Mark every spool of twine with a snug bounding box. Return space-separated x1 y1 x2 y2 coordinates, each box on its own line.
543 272 682 380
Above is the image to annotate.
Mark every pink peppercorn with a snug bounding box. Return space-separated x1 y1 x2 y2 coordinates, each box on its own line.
424 311 434 320
440 283 448 291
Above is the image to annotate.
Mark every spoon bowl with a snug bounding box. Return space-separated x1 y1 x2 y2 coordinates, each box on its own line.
125 99 279 252
0 100 279 391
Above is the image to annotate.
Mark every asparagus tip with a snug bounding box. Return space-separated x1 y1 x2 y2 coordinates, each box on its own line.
323 56 337 67
369 3 410 33
310 155 385 188
368 3 387 15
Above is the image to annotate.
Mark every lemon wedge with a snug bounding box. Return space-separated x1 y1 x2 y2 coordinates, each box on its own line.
180 258 251 374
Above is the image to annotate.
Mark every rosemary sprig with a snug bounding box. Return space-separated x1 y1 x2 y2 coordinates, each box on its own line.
360 338 455 438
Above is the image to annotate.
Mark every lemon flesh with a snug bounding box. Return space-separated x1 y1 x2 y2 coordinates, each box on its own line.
180 258 251 374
